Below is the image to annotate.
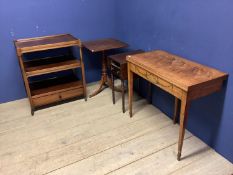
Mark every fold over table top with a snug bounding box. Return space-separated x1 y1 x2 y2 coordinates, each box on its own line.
127 50 228 91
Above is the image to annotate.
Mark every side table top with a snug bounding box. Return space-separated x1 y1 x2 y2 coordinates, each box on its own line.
82 38 128 53
109 50 144 65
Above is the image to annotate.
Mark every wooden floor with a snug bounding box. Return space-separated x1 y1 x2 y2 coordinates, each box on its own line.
0 83 232 175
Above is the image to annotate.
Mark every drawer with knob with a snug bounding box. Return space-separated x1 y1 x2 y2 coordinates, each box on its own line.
32 88 84 107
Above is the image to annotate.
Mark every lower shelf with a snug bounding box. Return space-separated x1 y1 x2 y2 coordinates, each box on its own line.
30 75 84 107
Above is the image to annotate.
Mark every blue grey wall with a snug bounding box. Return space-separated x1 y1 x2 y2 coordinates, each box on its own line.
116 0 233 163
0 0 116 103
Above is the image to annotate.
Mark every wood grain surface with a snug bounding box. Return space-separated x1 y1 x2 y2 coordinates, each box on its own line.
83 38 128 52
127 50 228 91
15 34 81 53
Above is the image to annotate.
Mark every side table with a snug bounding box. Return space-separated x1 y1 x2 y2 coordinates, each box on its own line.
109 50 145 113
83 39 128 98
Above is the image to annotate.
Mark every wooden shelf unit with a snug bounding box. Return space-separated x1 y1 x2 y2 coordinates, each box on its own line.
15 34 87 115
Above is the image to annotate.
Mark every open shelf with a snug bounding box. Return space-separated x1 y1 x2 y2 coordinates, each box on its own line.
24 55 81 77
30 74 83 98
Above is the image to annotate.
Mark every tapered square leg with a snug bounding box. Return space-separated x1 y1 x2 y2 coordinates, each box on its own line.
177 97 190 161
147 82 152 104
79 47 87 101
173 97 179 124
121 80 125 113
111 72 115 104
128 65 134 118
31 107 35 116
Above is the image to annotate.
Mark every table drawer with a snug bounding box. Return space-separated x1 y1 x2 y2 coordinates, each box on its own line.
33 93 61 107
32 88 84 107
147 73 183 98
132 64 173 92
146 74 173 95
157 78 173 89
131 63 183 99
147 72 158 84
111 64 121 77
131 64 147 79
60 88 84 100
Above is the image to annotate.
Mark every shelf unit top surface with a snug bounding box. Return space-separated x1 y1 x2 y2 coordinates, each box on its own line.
15 34 81 53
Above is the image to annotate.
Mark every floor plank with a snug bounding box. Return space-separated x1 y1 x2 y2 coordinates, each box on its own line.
0 99 31 123
0 83 232 175
0 106 171 174
0 90 139 151
0 100 159 167
108 137 212 175
0 87 113 135
170 149 233 175
47 125 192 175
0 82 109 125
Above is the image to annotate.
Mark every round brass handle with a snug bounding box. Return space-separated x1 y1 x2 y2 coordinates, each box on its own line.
59 94 62 99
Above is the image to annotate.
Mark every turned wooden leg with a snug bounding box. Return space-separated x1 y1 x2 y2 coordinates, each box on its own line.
81 65 87 101
128 66 134 118
79 47 87 101
112 73 115 105
89 76 106 98
173 97 179 124
121 79 125 113
177 97 190 161
89 51 108 98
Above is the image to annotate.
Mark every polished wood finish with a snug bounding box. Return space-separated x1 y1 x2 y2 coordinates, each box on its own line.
30 75 83 97
14 34 87 115
109 50 144 79
33 88 84 107
82 38 128 53
127 50 228 161
15 34 81 53
109 50 144 113
83 38 128 98
24 55 81 77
